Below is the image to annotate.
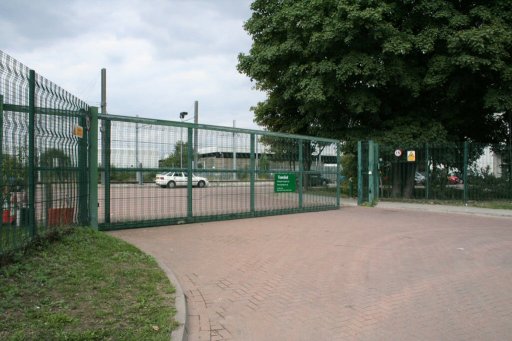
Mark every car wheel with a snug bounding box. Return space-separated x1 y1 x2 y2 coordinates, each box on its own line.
167 181 176 188
198 180 205 188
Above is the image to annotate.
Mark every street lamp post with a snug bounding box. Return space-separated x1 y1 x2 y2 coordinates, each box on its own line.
179 112 188 169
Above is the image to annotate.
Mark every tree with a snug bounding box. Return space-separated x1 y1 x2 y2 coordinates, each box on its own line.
1 152 27 191
238 0 512 144
159 141 189 168
39 148 72 181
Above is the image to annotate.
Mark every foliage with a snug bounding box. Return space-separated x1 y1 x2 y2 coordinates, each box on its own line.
1 152 26 191
0 228 178 340
159 141 189 168
239 0 512 144
39 148 72 182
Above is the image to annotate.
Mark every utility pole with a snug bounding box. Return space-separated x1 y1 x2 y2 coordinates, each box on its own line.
100 68 107 185
179 112 188 169
233 120 237 180
135 115 143 185
194 101 198 169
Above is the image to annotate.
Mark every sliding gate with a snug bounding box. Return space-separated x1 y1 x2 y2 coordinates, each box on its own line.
98 115 341 230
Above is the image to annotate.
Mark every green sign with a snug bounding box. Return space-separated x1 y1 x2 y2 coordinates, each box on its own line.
274 173 296 193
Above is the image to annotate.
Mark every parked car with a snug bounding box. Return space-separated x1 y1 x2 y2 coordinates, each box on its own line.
447 174 463 184
307 173 331 186
155 172 209 188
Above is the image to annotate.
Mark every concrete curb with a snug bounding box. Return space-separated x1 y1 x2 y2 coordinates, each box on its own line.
155 259 188 341
377 201 512 218
342 198 512 218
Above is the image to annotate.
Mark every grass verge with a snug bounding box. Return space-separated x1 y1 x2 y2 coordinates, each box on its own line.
0 227 178 340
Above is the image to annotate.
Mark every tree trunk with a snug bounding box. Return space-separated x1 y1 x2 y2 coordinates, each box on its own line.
391 162 402 198
402 163 416 199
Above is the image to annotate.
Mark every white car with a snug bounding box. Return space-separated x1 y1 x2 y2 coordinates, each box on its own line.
155 171 209 188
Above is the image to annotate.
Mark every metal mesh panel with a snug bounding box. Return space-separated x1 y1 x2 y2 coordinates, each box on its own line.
0 51 30 106
374 142 512 204
1 50 89 256
99 116 341 230
467 143 512 202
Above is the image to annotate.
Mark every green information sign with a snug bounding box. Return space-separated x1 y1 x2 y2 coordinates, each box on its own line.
274 173 296 193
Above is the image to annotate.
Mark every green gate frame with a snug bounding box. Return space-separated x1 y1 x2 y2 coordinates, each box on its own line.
96 114 342 230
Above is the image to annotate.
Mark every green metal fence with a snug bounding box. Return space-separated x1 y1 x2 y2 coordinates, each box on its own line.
1 51 342 247
1 50 91 256
359 141 512 206
98 115 341 230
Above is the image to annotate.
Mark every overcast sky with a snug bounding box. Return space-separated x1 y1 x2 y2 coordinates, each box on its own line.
0 0 265 129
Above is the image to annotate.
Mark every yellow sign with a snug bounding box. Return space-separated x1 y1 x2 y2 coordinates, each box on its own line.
73 125 84 138
407 150 416 162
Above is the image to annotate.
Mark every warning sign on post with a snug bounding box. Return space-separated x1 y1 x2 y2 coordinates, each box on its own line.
274 173 296 193
407 150 416 162
73 125 84 138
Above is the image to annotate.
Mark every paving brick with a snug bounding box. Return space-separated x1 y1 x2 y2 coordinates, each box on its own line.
112 207 512 340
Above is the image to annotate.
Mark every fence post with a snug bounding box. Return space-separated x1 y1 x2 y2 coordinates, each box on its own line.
78 112 89 225
374 142 379 203
104 118 111 225
250 133 255 214
368 140 375 205
88 107 98 229
28 70 36 237
425 143 430 200
187 127 193 220
463 141 469 205
336 142 341 207
298 140 303 209
0 95 3 201
357 141 363 205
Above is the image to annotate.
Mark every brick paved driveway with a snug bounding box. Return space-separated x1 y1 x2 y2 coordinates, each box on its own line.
111 207 512 340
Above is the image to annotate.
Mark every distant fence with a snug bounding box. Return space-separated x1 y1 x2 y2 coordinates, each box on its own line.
358 141 512 205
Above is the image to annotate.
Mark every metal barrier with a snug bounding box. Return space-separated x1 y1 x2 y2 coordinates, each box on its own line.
1 50 342 251
98 115 341 230
359 141 512 206
1 50 91 256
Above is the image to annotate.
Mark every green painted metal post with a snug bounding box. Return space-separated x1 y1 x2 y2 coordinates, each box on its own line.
425 143 430 200
0 96 3 201
298 140 304 209
374 142 379 202
368 140 375 205
357 141 363 205
336 142 341 207
187 127 193 220
88 107 98 229
250 133 255 214
28 70 36 237
463 141 469 205
104 119 111 224
78 113 88 225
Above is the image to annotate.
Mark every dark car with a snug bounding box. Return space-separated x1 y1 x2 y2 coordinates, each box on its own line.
307 173 331 186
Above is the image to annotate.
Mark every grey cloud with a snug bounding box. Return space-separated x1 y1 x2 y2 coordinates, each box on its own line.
0 0 264 129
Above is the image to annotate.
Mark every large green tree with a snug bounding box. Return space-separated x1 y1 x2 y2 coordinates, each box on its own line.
238 0 512 144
